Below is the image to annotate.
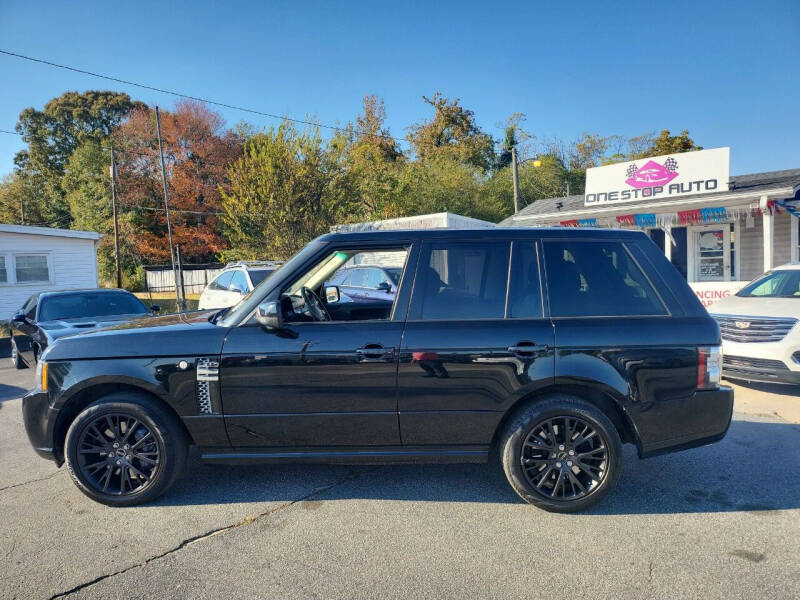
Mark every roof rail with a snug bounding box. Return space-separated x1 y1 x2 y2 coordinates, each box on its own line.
224 260 284 269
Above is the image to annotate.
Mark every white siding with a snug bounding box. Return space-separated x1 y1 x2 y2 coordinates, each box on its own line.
0 232 99 320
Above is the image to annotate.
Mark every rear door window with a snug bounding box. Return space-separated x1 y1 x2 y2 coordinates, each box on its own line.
211 271 233 291
543 240 667 317
414 241 510 320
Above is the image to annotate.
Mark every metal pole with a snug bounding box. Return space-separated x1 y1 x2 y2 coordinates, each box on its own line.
110 143 122 288
19 198 24 225
155 106 180 308
511 147 520 214
176 245 187 312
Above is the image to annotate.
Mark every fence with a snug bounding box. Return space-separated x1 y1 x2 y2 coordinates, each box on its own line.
144 264 224 296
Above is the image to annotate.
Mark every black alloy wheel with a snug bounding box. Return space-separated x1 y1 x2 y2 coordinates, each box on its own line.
75 414 161 496
500 395 622 512
65 393 188 506
520 416 608 501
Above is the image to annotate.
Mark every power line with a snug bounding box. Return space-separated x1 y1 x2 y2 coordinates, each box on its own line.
0 48 401 144
0 129 20 135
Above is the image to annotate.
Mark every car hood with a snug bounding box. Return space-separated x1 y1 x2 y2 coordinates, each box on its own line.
708 294 800 319
39 313 152 341
44 310 229 361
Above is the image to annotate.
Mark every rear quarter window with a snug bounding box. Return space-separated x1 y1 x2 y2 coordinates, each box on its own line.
543 240 667 317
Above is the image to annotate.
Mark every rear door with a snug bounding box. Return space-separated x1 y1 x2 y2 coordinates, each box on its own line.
397 237 555 447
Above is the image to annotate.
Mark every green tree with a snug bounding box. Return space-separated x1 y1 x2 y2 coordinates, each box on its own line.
637 129 702 157
14 90 141 226
407 93 496 172
220 122 355 260
0 172 48 225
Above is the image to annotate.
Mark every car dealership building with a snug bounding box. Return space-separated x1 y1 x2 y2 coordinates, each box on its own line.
502 148 800 306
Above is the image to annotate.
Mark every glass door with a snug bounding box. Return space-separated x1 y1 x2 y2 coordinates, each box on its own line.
693 226 730 281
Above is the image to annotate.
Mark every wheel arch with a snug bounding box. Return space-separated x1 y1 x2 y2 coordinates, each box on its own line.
52 382 194 465
491 383 641 453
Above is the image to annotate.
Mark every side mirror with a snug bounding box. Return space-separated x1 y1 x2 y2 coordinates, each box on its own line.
255 301 282 330
376 281 392 293
12 311 26 323
325 286 341 304
150 304 161 314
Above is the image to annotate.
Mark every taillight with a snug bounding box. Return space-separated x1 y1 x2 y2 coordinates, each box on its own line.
697 346 721 390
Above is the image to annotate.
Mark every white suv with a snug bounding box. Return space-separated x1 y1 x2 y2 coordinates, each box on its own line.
709 263 800 385
197 262 282 310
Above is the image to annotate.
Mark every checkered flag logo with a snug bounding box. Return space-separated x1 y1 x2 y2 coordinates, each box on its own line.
626 164 638 178
664 157 678 172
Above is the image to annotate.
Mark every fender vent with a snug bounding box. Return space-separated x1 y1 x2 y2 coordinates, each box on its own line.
196 358 219 414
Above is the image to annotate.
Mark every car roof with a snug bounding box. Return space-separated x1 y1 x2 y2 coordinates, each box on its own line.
318 227 649 243
38 288 134 298
773 263 800 271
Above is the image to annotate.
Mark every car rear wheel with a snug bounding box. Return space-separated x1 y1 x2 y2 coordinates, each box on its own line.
64 392 188 506
10 339 26 369
500 395 622 512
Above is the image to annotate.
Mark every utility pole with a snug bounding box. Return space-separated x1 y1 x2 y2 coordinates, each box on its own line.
511 146 520 214
176 245 187 312
155 106 181 309
109 143 122 288
19 198 24 225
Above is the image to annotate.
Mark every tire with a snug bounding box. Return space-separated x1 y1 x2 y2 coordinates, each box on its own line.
64 392 188 507
10 339 26 369
500 394 622 513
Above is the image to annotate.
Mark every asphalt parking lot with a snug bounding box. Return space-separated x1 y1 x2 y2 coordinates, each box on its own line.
0 362 798 600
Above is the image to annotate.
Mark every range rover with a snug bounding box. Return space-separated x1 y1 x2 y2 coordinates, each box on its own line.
22 228 733 512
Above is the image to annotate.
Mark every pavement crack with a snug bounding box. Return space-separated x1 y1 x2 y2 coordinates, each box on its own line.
47 467 374 600
0 470 62 493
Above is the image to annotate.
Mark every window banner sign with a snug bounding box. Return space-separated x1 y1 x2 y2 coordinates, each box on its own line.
560 219 579 227
577 218 598 227
585 147 730 206
678 209 702 225
616 214 636 226
700 207 728 223
634 213 656 228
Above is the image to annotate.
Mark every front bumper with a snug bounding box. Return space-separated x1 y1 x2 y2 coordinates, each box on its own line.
722 355 800 385
21 389 62 464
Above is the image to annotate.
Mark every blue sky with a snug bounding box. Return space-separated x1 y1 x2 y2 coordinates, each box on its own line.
1 0 798 176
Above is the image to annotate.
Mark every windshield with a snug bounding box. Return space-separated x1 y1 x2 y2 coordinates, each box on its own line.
737 269 800 298
219 240 326 326
248 268 275 287
385 267 402 284
39 292 150 321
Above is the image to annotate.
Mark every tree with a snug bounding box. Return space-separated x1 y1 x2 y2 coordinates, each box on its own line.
220 122 355 261
496 113 531 169
638 129 702 157
407 93 496 172
0 172 48 226
344 95 406 221
112 100 242 264
14 91 140 226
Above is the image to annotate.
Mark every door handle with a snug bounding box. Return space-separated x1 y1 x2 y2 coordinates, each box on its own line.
356 345 395 361
508 341 540 356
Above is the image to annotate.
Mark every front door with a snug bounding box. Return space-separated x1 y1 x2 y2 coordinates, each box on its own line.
692 225 731 282
220 244 415 448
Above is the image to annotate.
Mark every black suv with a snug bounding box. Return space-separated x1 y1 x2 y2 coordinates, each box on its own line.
22 228 733 511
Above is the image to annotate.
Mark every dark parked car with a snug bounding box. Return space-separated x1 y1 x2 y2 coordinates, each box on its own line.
326 264 401 303
10 289 157 369
22 229 732 511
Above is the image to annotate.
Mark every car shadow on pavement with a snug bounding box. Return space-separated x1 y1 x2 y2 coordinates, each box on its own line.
153 418 800 515
0 383 29 403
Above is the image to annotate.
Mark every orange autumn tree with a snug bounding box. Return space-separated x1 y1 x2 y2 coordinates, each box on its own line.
112 100 242 264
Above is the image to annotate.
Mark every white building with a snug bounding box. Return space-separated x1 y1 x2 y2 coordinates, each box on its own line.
502 148 800 307
0 224 102 319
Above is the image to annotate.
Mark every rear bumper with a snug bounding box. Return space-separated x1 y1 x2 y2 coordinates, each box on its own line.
640 386 734 458
21 389 61 464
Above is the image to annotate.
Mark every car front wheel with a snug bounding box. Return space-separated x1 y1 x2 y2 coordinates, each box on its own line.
64 392 188 506
500 395 622 512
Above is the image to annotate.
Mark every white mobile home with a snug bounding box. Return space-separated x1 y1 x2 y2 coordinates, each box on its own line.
0 224 102 320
